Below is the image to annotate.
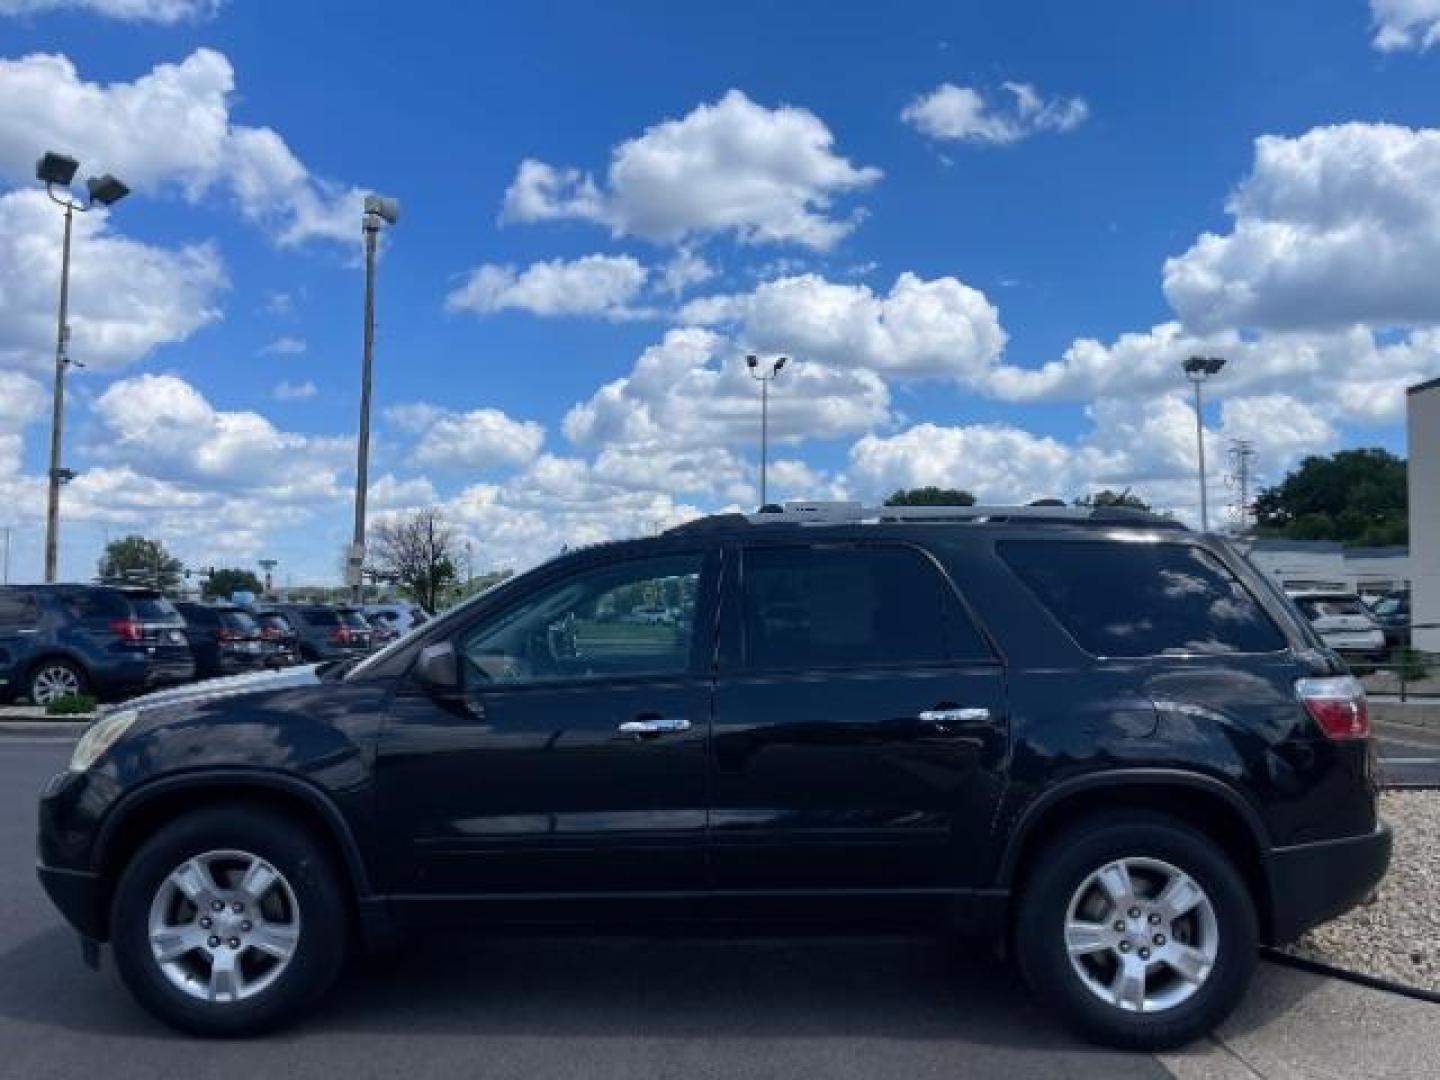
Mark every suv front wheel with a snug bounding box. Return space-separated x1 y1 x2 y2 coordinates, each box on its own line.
1015 812 1258 1050
111 806 347 1036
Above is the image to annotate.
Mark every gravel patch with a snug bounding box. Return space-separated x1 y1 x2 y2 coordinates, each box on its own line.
1285 790 1440 992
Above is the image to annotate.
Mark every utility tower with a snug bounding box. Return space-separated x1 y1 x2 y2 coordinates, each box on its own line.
1227 439 1257 533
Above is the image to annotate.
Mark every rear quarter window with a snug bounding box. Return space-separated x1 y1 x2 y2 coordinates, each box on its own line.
998 539 1286 657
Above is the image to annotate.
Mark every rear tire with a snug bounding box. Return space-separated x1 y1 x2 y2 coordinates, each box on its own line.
111 805 347 1036
27 658 86 705
1014 812 1257 1050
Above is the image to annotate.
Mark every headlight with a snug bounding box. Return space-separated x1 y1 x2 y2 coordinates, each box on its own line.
69 708 140 773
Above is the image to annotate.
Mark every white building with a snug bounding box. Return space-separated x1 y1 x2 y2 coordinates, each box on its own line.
1244 540 1409 596
1409 377 1440 652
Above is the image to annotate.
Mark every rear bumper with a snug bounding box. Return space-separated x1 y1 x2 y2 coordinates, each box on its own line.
1265 821 1392 944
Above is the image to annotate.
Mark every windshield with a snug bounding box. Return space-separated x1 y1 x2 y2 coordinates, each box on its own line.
1298 597 1369 618
256 613 292 632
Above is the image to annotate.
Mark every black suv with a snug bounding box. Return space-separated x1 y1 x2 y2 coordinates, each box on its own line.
0 584 193 704
36 504 1389 1047
173 603 267 679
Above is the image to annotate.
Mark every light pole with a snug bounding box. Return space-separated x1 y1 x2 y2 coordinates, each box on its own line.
1182 354 1227 532
746 353 788 507
349 194 399 602
36 152 129 582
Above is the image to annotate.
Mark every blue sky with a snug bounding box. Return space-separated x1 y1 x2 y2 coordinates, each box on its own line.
1 0 1438 584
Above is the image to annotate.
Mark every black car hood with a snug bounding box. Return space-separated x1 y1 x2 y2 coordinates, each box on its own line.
116 664 326 714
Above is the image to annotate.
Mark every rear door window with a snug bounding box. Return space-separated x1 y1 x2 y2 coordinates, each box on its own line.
62 588 130 620
740 544 991 671
999 540 1286 657
127 592 180 622
0 591 37 629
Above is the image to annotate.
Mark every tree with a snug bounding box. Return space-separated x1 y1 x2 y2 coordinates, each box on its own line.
1253 448 1407 546
884 487 976 507
97 535 182 591
202 568 263 601
367 508 460 612
1074 488 1151 511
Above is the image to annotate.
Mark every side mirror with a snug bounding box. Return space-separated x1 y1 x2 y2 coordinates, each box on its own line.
413 641 459 691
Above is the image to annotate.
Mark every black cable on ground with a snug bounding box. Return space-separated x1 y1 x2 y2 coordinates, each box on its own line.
1260 947 1440 1005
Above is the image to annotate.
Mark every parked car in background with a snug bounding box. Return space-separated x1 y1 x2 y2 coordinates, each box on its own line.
0 584 193 704
173 602 265 679
1368 593 1411 649
37 502 1388 1047
271 603 372 662
364 612 399 647
1287 590 1388 663
249 608 299 668
360 602 429 636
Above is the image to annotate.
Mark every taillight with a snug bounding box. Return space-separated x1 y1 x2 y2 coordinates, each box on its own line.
215 628 238 643
108 617 143 642
1296 676 1370 740
330 625 352 644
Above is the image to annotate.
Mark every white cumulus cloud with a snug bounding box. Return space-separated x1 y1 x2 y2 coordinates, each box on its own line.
901 82 1089 145
0 0 220 20
501 90 881 250
0 49 364 246
1371 0 1440 51
446 254 650 320
391 404 546 471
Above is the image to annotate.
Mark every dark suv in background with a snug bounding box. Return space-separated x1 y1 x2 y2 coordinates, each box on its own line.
271 603 373 661
0 584 193 704
37 503 1388 1047
172 603 266 680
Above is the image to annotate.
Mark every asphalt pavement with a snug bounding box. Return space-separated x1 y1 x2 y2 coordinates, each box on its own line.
0 736 1435 1079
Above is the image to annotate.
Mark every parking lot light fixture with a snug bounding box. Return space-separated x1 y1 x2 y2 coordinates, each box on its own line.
747 354 789 508
1182 355 1227 532
35 150 130 583
350 194 400 601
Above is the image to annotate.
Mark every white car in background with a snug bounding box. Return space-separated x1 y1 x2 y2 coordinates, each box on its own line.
1287 590 1387 662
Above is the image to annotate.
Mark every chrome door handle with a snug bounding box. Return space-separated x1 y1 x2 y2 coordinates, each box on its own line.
618 716 692 736
919 707 990 724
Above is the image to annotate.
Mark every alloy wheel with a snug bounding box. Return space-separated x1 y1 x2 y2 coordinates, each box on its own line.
146 849 302 1004
1063 856 1219 1013
31 664 80 704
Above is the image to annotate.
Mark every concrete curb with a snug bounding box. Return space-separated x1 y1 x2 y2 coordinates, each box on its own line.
0 720 87 737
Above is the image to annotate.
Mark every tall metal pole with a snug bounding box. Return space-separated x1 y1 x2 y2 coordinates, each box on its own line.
43 204 74 583
760 377 769 506
1193 376 1208 533
350 216 379 603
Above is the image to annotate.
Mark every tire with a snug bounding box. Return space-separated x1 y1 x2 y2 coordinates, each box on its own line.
110 805 348 1036
1014 812 1258 1050
28 658 87 705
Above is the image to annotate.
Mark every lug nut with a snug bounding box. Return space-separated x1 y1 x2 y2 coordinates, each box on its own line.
1139 947 1151 960
207 935 221 948
1128 907 1141 919
1148 913 1162 925
228 937 241 949
240 921 252 932
1154 934 1166 946
232 902 244 914
211 900 224 912
199 917 212 929
1118 941 1131 952
1113 920 1126 932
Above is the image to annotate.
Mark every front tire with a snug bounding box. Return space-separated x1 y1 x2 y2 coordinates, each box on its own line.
28 658 86 705
111 806 347 1036
1015 812 1257 1050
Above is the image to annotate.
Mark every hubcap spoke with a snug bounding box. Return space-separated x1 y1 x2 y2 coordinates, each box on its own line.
250 921 299 961
169 858 217 906
1112 958 1148 1011
1095 861 1134 908
151 927 202 962
1065 920 1115 956
208 948 244 1003
1156 872 1204 921
1165 943 1212 985
238 858 279 905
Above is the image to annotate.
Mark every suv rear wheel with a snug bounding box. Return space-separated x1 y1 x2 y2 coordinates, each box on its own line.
28 658 86 705
111 806 347 1036
1015 812 1257 1050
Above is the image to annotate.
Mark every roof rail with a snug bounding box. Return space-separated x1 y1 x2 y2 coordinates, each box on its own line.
668 500 1185 533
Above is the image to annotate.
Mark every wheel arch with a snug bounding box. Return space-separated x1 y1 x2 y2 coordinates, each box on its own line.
998 770 1274 940
93 770 374 940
